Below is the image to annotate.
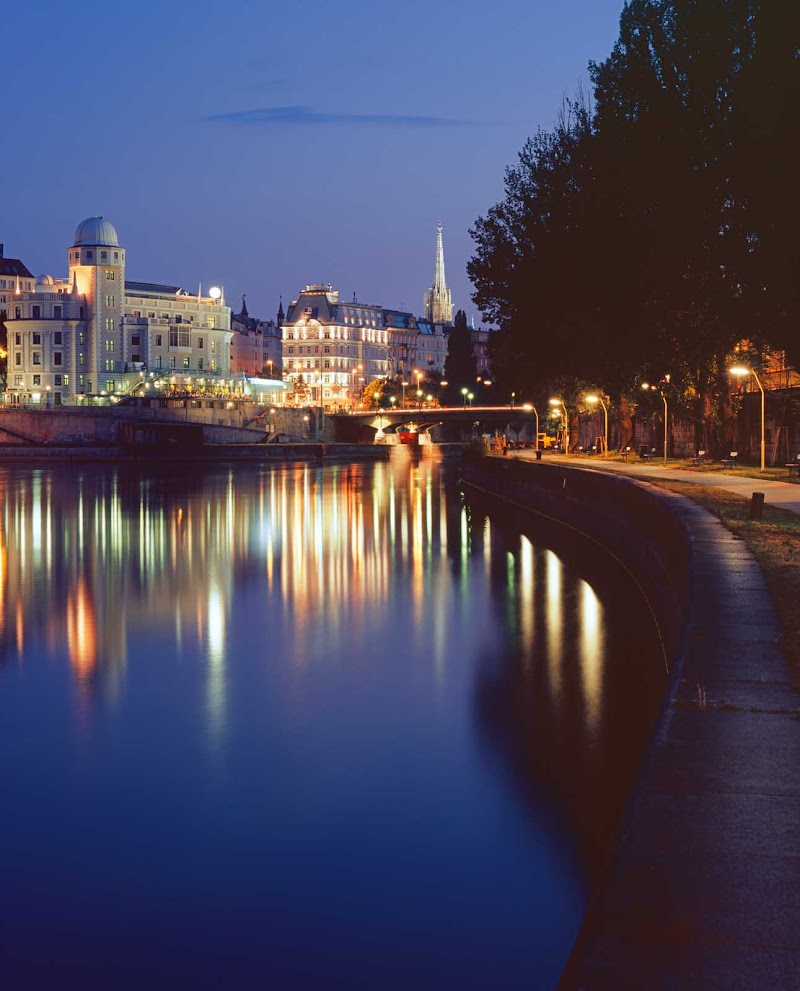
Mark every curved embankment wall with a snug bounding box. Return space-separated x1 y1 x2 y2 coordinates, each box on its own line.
461 457 691 666
461 456 799 990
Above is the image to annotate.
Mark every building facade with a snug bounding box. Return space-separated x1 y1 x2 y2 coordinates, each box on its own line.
230 296 283 378
5 217 232 405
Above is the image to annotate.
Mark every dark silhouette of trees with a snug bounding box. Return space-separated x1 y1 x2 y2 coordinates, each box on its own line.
443 309 478 404
469 0 800 451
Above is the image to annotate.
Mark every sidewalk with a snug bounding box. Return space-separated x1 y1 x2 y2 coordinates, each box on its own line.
512 451 800 516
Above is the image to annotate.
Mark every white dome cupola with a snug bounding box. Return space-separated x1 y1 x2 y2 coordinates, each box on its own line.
73 216 119 248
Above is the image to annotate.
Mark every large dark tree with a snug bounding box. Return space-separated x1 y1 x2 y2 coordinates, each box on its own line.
443 309 478 404
470 1 800 451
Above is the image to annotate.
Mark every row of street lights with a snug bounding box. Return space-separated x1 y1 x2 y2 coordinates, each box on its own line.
527 363 764 469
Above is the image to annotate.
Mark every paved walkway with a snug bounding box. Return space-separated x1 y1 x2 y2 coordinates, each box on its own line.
512 452 800 516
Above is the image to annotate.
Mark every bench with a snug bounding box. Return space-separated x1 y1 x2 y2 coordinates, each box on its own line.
690 450 708 467
786 454 800 477
721 451 739 469
620 446 632 461
639 446 656 462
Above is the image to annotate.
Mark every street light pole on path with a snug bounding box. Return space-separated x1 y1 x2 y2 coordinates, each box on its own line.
729 365 766 472
585 394 608 455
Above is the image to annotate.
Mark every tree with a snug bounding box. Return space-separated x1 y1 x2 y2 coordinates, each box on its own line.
443 309 478 404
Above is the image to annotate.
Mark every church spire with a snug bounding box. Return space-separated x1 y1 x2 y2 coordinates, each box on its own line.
423 222 453 325
277 296 285 325
240 293 248 318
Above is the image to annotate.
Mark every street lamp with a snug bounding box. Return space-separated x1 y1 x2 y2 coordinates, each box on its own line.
642 381 668 464
729 365 765 472
461 387 468 409
511 391 516 409
401 380 409 408
585 394 608 456
416 388 423 410
549 398 569 453
468 391 474 407
522 403 539 449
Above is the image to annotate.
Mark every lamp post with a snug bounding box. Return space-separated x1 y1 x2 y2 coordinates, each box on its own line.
511 391 516 409
468 392 474 407
416 388 423 410
729 365 765 472
642 382 668 463
461 387 468 409
401 380 409 408
522 403 539 449
585 394 608 456
549 398 569 453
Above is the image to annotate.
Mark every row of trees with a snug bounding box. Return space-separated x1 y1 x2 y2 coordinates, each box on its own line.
469 0 800 452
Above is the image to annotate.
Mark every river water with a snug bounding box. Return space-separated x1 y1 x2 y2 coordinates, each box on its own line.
0 459 665 989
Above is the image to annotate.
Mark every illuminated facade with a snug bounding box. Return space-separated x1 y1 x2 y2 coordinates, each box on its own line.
282 286 388 406
5 217 232 405
230 296 283 378
422 223 453 326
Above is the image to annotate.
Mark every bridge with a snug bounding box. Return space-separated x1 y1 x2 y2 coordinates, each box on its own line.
328 405 539 443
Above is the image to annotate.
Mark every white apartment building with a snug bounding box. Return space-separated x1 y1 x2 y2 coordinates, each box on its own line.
5 217 232 405
282 286 388 406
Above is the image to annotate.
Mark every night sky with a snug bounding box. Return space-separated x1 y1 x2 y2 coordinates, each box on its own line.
4 0 623 322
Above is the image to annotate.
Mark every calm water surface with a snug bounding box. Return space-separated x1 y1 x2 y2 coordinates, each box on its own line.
0 461 664 989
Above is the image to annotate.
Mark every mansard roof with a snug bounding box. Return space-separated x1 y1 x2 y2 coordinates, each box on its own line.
0 257 33 279
125 280 191 297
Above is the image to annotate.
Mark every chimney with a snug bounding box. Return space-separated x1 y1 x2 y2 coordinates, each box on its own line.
0 243 4 258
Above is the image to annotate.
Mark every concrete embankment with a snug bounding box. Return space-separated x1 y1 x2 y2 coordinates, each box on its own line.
461 457 800 990
0 442 392 463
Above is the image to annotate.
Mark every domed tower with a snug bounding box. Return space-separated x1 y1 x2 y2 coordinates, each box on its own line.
68 217 125 394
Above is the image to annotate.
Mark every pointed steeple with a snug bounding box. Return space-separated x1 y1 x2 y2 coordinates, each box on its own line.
71 271 79 294
240 293 248 318
434 222 447 295
423 222 453 325
277 296 285 325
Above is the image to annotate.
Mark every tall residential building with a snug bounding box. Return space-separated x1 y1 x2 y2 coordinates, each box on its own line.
422 223 453 326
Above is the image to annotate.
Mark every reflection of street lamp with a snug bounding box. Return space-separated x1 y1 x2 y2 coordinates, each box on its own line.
729 365 765 472
522 403 539 449
585 394 608 455
642 381 668 463
549 397 569 452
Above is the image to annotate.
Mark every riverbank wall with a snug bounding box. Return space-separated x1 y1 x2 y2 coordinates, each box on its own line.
461 455 800 990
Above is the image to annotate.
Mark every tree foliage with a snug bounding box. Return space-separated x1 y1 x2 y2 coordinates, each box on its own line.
469 1 800 448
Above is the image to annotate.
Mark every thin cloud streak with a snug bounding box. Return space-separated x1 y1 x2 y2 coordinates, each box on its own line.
206 105 484 128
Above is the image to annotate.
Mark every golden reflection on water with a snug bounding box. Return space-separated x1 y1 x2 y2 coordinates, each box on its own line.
0 462 611 742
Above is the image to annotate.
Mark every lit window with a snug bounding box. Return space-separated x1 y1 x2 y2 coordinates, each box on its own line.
106 295 115 307
105 339 115 352
33 374 41 385
106 318 115 332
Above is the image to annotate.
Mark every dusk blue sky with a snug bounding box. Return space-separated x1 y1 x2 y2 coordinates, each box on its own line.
4 0 625 322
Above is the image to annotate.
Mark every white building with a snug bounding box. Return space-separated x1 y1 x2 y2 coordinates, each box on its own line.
5 217 232 405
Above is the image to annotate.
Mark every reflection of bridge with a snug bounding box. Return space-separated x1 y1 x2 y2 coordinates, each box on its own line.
329 406 538 443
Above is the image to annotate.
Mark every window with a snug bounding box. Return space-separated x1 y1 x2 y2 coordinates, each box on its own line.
131 335 140 346
54 353 62 366
79 375 84 386
198 337 204 349
156 356 162 368
15 334 20 345
33 374 41 386
15 307 20 319
182 357 190 368
105 339 115 352
15 354 21 366
101 251 107 260
54 375 62 386
79 352 84 365
169 356 176 369
86 251 93 260
211 359 216 371
198 358 204 370
14 375 22 386
105 359 115 371
64 375 69 386
33 353 41 365
211 341 216 353
54 306 62 320
155 334 162 346
208 316 216 329
54 331 62 344
54 393 62 406
132 354 141 363
105 380 115 392
114 252 118 261
105 295 115 307
32 333 41 345
169 328 178 347
105 318 115 332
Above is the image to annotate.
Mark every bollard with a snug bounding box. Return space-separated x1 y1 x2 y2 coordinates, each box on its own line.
535 449 543 461
749 492 765 521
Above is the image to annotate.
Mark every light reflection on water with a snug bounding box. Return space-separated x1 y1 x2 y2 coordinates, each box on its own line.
0 461 663 990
